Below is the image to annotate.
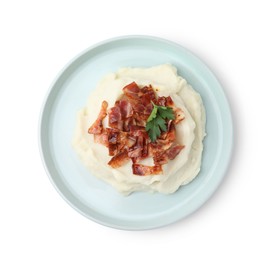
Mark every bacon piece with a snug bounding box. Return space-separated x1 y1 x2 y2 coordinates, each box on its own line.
129 127 148 137
149 122 176 156
106 128 119 144
106 128 120 156
123 82 141 100
132 164 163 176
105 128 129 156
153 151 168 165
174 108 185 124
123 117 136 132
145 103 153 115
108 100 134 130
132 104 153 121
93 131 108 147
157 96 166 106
126 135 136 148
129 125 144 132
128 127 149 162
140 85 156 106
128 135 146 160
159 120 175 142
166 145 185 160
108 149 130 168
157 96 174 107
88 101 108 134
108 106 123 130
153 145 185 165
130 86 155 120
117 100 133 119
133 103 145 113
128 146 143 159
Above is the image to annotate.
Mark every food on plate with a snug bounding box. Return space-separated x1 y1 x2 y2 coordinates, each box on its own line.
88 82 185 174
72 64 206 195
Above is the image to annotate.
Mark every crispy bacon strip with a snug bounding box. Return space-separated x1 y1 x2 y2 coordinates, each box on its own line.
174 108 185 124
88 101 108 134
108 149 130 168
93 131 108 146
149 121 176 156
123 82 141 100
118 100 133 119
157 96 174 107
153 145 185 165
108 100 134 128
106 128 129 156
166 145 185 160
132 164 162 176
108 106 123 130
140 85 156 106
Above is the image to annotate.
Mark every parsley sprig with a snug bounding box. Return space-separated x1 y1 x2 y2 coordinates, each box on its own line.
145 101 175 142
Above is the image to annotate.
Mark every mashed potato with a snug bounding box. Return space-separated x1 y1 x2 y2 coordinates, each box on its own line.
72 64 206 195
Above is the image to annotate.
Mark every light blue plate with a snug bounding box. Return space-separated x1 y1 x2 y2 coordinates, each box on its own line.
39 36 233 230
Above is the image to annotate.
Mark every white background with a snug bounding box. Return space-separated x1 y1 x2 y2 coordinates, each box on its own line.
1 0 275 259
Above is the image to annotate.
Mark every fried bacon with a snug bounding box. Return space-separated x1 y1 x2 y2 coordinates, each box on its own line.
157 96 173 107
174 108 185 124
117 100 133 119
88 82 185 176
153 145 185 165
166 145 185 160
88 101 108 134
106 128 129 156
108 149 130 168
123 82 141 100
132 164 162 176
93 131 108 146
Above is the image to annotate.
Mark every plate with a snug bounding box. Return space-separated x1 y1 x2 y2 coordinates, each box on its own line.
39 36 233 230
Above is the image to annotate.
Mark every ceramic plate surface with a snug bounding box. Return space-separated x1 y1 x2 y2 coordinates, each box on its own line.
39 36 233 230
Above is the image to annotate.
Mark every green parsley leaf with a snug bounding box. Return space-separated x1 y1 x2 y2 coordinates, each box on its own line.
147 103 158 122
159 107 175 120
155 116 167 132
146 102 175 142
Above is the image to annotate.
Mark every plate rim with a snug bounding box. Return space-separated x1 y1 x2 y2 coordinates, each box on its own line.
39 35 234 230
